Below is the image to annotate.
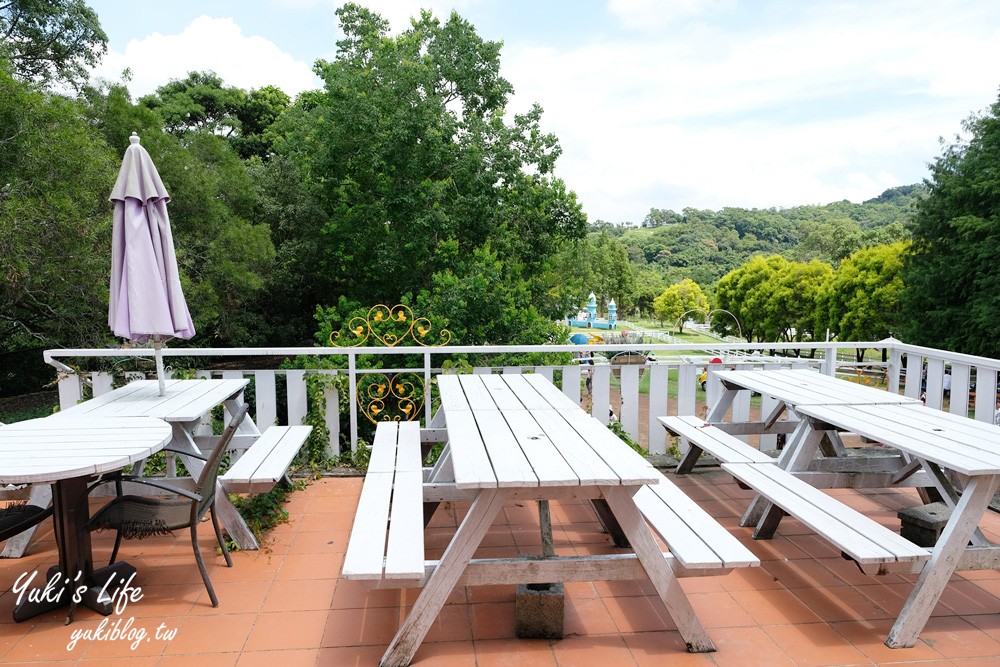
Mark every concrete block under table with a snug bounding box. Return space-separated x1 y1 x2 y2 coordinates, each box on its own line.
515 582 564 639
897 502 951 547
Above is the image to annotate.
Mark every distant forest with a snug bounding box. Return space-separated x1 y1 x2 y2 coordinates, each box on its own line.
594 184 919 292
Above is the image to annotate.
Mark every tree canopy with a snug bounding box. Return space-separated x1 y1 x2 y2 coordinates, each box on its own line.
0 0 107 89
901 91 1000 357
259 4 586 342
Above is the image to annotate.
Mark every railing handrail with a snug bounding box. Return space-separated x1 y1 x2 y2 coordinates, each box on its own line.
41 336 1000 456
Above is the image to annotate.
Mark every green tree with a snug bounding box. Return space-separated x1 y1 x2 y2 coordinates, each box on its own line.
0 69 117 350
632 267 666 318
261 4 585 343
823 242 907 350
714 255 796 342
140 71 246 136
0 0 107 89
652 279 709 331
901 93 1000 356
766 259 832 342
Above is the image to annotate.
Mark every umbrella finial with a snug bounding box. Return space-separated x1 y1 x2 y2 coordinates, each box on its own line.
129 132 140 145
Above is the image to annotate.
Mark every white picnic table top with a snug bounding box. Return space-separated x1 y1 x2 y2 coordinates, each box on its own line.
713 368 918 406
55 379 249 423
0 416 171 484
437 373 660 490
795 402 1000 476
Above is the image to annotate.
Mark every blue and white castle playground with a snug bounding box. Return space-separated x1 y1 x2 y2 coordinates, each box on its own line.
566 292 617 329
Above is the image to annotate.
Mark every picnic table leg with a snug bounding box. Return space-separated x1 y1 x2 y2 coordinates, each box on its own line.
886 473 1000 648
381 488 507 667
601 486 715 652
590 499 630 547
743 423 823 535
676 388 736 474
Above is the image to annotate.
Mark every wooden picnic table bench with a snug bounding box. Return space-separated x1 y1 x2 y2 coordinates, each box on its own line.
342 421 425 581
219 425 312 494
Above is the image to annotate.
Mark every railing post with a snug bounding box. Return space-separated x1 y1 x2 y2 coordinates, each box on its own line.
887 346 902 394
323 372 340 458
647 363 669 455
424 351 432 426
823 345 836 375
254 370 277 430
56 372 82 410
286 370 307 426
349 352 358 452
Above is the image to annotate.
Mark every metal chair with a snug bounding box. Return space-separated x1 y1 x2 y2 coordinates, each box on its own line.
87 403 250 606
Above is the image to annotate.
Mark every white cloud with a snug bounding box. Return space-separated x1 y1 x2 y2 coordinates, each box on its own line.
92 16 321 98
499 1 1000 221
607 0 722 32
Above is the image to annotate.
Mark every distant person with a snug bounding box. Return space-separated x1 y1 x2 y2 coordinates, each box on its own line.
994 396 1000 427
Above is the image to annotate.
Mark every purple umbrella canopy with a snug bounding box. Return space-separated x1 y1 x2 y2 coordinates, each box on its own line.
108 133 194 395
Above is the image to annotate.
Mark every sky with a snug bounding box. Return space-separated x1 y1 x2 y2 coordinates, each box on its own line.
84 0 1000 225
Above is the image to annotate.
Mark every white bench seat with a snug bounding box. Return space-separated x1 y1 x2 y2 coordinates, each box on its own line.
661 415 776 474
220 425 312 494
342 422 425 581
634 470 760 571
722 462 931 575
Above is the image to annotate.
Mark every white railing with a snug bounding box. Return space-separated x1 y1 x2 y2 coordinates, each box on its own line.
42 338 1000 457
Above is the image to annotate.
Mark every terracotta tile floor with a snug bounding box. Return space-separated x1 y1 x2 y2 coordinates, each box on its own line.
1 469 998 666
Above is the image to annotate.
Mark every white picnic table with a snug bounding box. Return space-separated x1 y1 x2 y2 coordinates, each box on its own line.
359 373 757 666
698 368 1000 648
792 402 1000 647
53 379 263 549
0 415 171 621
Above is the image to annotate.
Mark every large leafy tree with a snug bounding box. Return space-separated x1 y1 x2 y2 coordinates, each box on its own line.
652 278 709 331
714 256 787 342
263 4 586 343
766 259 832 342
821 242 907 347
0 69 117 350
901 93 1000 356
0 0 107 89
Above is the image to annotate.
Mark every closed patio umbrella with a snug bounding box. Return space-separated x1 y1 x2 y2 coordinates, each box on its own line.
108 133 194 396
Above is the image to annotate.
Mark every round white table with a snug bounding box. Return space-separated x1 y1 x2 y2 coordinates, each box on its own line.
0 416 171 622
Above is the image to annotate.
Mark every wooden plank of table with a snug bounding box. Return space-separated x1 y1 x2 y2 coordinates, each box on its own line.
501 409 578 486
57 379 248 422
559 409 661 484
521 373 586 411
716 369 915 406
473 409 539 487
498 374 553 410
456 375 497 410
529 409 619 485
436 374 470 413
443 409 498 489
480 374 530 410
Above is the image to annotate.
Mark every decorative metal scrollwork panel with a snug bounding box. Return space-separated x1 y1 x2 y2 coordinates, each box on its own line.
358 372 424 423
330 303 451 347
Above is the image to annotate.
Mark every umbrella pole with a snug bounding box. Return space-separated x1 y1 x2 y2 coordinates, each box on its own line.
154 336 166 396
